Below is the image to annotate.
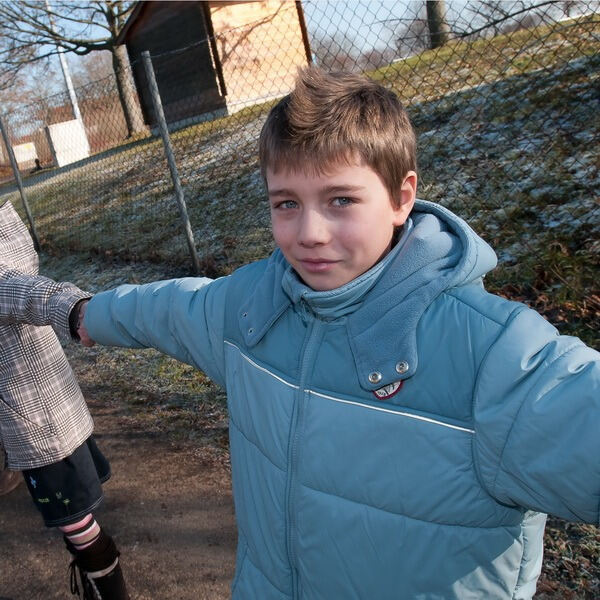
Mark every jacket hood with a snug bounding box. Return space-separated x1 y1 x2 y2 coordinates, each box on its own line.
347 199 497 390
238 199 497 390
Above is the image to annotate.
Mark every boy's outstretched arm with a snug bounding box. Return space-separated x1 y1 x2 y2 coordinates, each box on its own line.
474 306 600 525
82 277 229 387
0 263 90 341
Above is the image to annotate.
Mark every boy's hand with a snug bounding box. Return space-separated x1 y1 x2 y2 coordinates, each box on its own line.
77 301 95 347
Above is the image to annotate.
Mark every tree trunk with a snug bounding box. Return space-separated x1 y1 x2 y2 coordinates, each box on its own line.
426 0 451 49
112 44 146 137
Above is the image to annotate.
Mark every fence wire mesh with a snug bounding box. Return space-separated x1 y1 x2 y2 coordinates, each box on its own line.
0 0 598 345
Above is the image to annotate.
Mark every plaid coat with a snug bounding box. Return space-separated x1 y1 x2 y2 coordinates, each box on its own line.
0 201 92 469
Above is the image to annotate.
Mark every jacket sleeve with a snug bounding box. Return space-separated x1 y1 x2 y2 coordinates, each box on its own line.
84 276 229 388
474 306 600 524
0 264 90 341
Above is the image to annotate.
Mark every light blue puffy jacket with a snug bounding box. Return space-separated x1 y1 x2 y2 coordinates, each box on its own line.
85 200 600 599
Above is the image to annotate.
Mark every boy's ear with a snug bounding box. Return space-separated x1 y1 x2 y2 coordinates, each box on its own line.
392 171 417 226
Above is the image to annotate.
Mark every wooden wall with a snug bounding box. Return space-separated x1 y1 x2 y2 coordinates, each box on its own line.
124 1 225 126
209 1 309 110
120 1 310 124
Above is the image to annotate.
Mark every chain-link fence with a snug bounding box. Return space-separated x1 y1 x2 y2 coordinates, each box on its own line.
0 0 598 344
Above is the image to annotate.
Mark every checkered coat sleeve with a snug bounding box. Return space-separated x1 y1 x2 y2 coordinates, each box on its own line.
0 201 93 469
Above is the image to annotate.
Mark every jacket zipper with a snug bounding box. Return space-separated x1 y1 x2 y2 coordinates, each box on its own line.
285 318 323 600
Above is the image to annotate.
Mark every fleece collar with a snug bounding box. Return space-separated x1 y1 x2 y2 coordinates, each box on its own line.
280 220 413 320
238 199 497 391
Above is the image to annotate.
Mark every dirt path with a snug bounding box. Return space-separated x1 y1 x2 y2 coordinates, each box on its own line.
0 392 237 600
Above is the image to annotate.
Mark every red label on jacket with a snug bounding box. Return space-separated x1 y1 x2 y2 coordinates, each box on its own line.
372 380 403 400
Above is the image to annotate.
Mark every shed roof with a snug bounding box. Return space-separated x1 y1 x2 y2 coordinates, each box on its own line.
116 0 266 46
115 1 148 45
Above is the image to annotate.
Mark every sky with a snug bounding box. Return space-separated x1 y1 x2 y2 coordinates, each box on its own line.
300 0 595 55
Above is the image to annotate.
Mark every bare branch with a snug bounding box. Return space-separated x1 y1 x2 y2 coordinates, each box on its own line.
0 0 142 136
0 0 133 49
456 0 557 38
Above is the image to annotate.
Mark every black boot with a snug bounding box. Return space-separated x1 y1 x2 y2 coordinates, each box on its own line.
65 529 130 600
68 558 98 600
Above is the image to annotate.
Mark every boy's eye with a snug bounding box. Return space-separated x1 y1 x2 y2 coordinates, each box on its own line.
274 200 298 210
331 196 354 207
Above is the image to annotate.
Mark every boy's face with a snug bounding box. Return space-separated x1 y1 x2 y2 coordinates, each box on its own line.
267 162 416 291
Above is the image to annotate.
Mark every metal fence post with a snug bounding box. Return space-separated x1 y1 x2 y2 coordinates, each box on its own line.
141 50 201 274
0 114 40 251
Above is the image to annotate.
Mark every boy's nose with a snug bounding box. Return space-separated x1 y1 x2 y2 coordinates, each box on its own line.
297 210 331 247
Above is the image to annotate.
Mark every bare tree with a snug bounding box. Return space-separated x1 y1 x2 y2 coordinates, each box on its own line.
359 46 397 71
562 1 578 17
392 4 431 58
426 0 451 48
312 32 360 72
0 61 60 118
459 1 558 39
0 1 145 137
71 50 114 88
377 2 448 59
463 0 513 37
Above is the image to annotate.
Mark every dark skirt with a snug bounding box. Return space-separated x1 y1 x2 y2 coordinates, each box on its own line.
22 436 111 527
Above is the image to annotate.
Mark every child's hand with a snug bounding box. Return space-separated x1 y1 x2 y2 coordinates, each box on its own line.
77 301 95 347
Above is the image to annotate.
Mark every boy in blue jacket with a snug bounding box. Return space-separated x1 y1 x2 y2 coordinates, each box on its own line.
4 66 600 599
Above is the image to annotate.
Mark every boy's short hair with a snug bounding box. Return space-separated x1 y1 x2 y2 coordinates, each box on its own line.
259 65 417 206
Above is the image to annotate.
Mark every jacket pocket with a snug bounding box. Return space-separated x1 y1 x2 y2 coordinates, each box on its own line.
0 396 57 456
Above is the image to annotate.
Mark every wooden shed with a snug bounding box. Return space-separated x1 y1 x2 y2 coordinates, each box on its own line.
117 1 311 127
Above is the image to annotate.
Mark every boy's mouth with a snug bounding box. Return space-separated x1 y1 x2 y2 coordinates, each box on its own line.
297 258 339 273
